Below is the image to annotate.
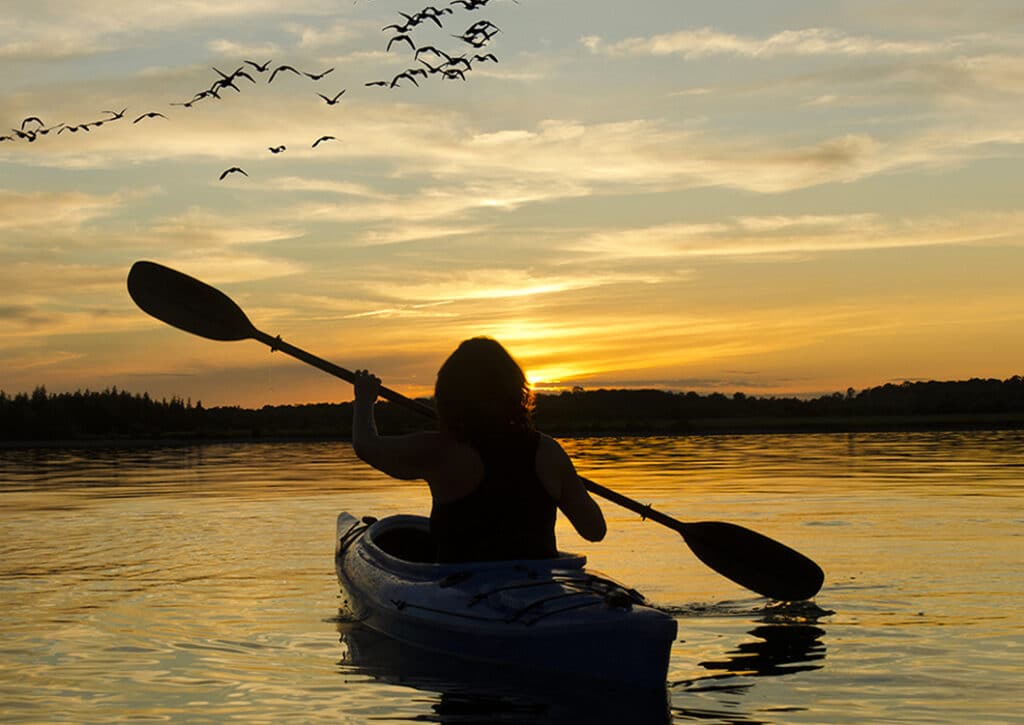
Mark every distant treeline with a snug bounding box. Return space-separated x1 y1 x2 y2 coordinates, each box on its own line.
2 377 1024 443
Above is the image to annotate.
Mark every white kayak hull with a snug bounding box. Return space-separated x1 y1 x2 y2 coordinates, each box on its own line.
335 512 678 690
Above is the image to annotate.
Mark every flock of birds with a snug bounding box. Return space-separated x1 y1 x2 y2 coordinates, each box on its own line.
1 0 504 181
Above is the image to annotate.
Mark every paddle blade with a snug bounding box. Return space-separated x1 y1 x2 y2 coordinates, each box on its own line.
679 521 824 601
127 261 257 341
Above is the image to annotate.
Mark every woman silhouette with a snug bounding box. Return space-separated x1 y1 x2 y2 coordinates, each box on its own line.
352 337 606 562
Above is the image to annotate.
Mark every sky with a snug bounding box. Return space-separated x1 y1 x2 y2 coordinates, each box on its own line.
2 0 1023 407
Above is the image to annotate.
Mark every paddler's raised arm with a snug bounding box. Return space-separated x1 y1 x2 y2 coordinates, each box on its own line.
351 370 439 481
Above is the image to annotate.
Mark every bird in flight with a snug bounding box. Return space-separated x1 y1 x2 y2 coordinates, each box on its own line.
133 112 167 123
11 128 38 142
268 145 286 154
219 167 248 180
268 64 302 83
387 34 416 52
312 135 336 148
415 46 453 62
390 71 421 88
365 80 389 87
21 116 45 130
244 59 272 73
317 90 347 105
304 68 335 80
103 108 128 120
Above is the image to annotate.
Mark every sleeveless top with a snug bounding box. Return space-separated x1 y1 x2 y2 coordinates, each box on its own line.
429 431 557 562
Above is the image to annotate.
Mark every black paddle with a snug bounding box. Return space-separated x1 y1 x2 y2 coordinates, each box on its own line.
127 260 825 601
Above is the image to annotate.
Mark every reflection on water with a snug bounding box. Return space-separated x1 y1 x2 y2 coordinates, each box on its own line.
335 606 829 725
337 621 675 724
1 431 1022 724
697 624 826 678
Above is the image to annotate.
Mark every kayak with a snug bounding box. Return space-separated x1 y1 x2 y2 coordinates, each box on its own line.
334 512 678 690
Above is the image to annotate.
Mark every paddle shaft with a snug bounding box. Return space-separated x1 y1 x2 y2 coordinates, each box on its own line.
251 330 435 418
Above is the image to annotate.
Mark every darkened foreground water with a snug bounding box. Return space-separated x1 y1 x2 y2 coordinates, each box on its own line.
1 431 1021 723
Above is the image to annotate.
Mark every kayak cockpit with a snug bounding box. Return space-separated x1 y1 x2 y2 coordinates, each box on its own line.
337 513 588 572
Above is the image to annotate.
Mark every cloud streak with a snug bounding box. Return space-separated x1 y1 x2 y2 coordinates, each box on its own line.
581 27 950 60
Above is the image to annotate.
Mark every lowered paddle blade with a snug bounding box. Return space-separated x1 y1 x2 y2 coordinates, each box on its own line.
127 261 257 341
583 478 824 600
679 521 824 601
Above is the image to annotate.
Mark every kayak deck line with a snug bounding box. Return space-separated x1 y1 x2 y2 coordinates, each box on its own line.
390 575 646 626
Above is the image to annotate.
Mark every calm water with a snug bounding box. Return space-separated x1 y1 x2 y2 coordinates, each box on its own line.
1 432 1021 724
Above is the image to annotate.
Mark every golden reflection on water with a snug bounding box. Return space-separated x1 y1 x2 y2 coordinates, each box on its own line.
1 432 1022 724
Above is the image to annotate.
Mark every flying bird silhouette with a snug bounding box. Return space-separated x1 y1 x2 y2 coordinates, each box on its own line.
415 46 453 62
387 34 416 52
133 112 167 123
390 71 420 88
466 20 500 33
244 59 273 73
304 68 335 80
268 145 286 154
312 135 336 148
317 90 347 105
171 89 220 107
20 116 44 130
103 108 128 120
268 64 301 83
219 167 248 180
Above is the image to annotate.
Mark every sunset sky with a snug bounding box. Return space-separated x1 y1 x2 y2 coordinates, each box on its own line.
2 0 1022 407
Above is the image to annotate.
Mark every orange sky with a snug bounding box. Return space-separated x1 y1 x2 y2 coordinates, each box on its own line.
2 1 1022 407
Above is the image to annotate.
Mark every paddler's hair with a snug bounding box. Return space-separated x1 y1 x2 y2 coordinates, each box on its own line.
434 337 535 442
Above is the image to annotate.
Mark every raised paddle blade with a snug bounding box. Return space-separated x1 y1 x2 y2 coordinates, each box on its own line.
677 521 824 601
127 261 257 341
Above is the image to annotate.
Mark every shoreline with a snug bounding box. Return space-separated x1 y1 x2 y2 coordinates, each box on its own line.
4 413 1023 449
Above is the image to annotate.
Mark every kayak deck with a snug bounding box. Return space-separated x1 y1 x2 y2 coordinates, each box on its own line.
335 512 678 689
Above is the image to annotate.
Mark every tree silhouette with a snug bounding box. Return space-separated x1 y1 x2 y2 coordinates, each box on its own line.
2 376 1023 442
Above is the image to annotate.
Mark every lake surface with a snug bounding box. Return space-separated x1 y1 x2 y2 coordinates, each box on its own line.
1 431 1021 724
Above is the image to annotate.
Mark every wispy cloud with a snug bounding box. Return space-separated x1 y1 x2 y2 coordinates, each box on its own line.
581 27 949 59
569 211 1024 263
0 188 146 230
